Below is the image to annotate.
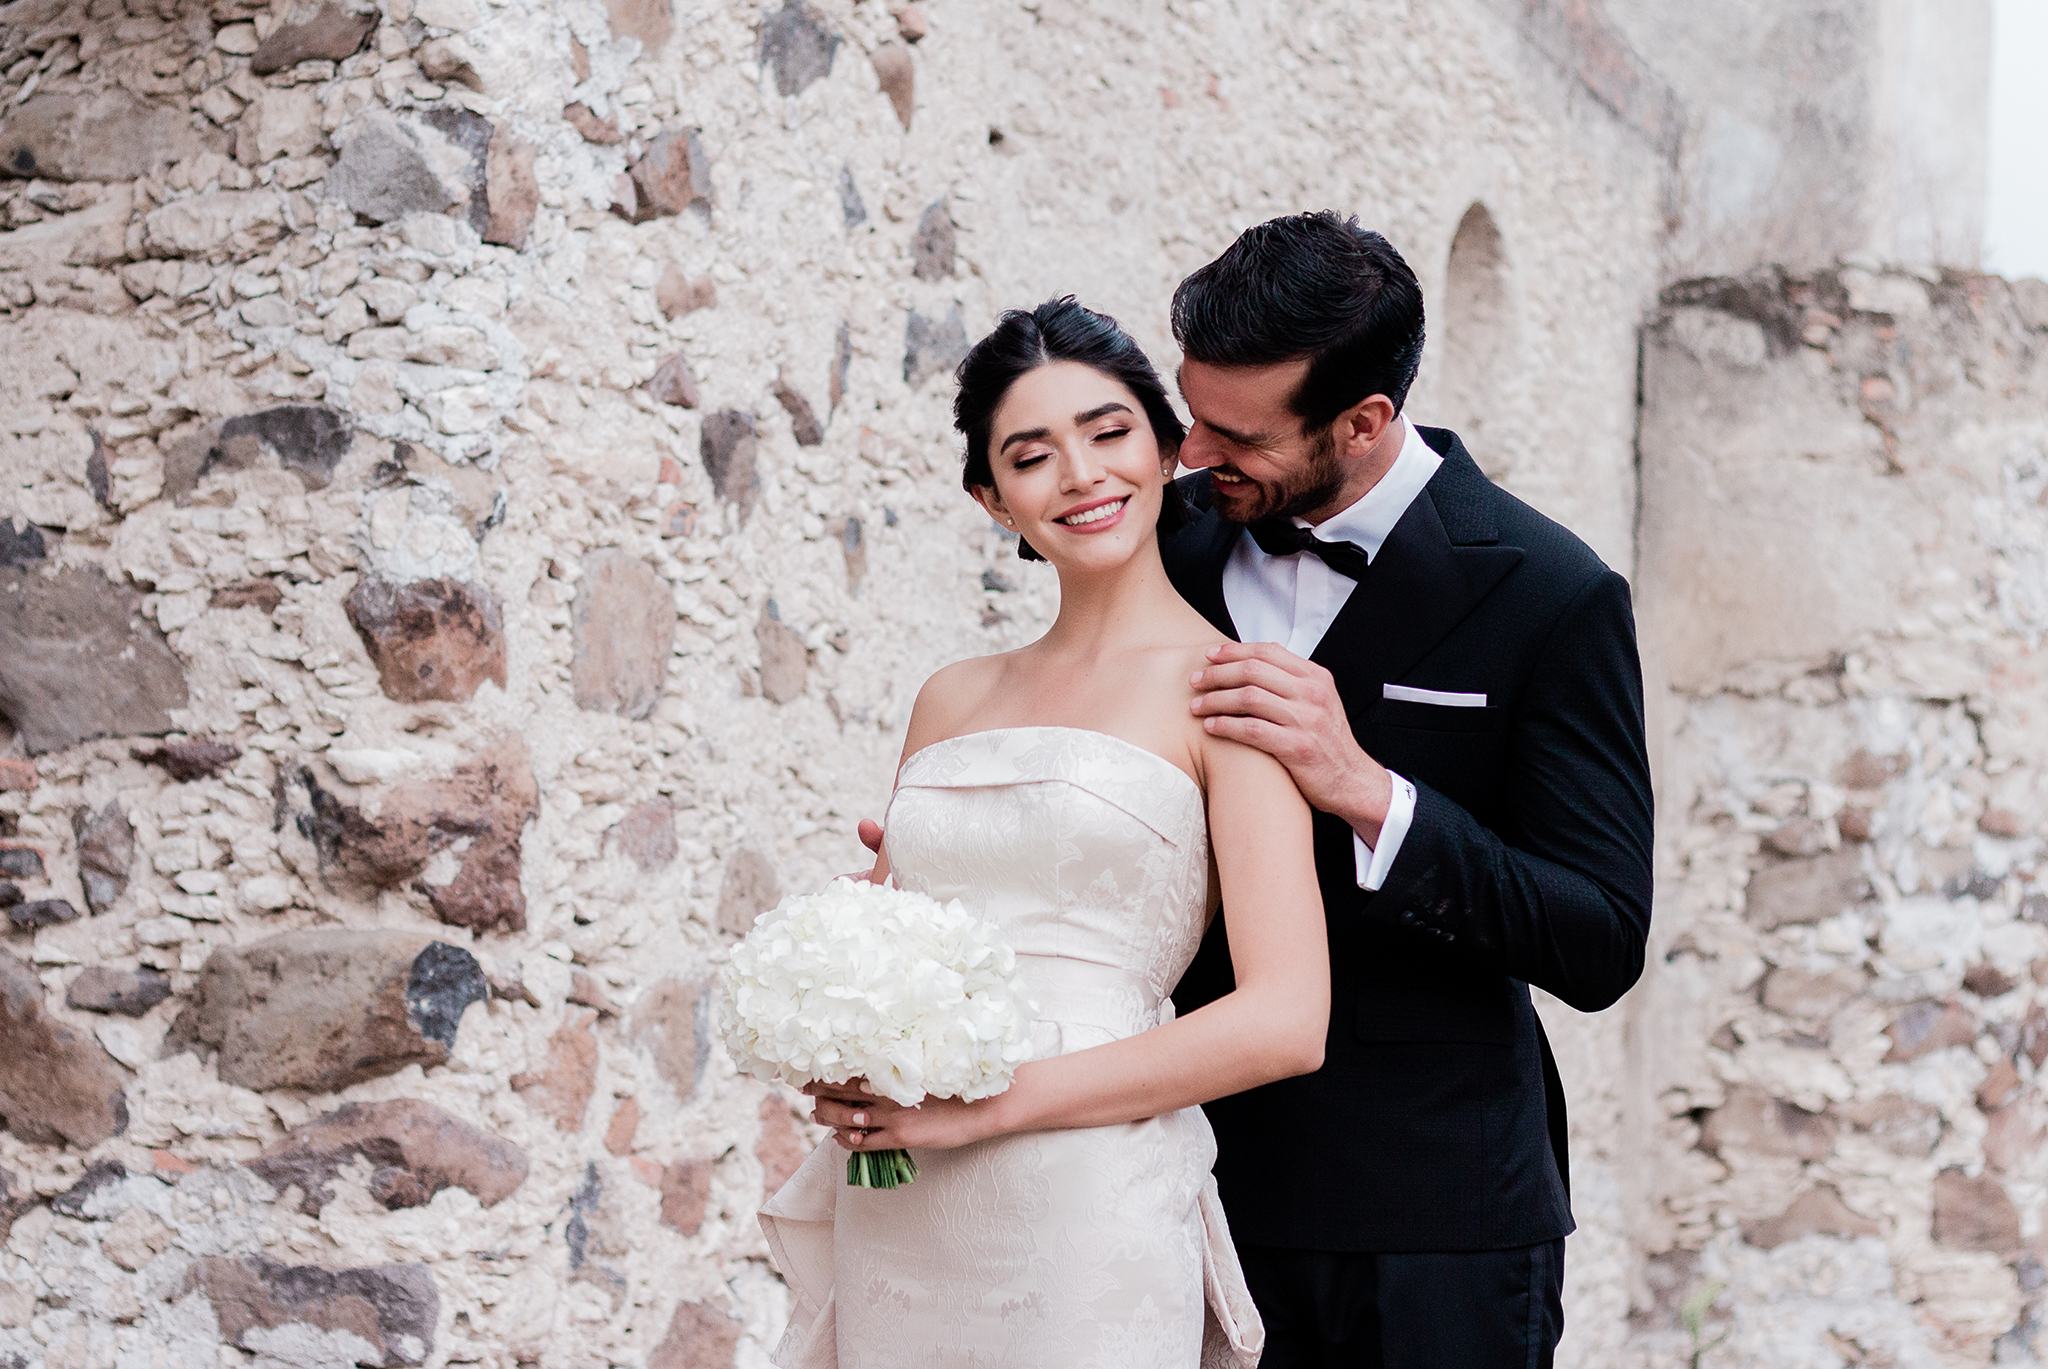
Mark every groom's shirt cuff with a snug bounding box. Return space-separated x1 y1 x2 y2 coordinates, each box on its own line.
1352 773 1418 892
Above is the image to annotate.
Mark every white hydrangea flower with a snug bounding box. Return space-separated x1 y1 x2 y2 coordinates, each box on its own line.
716 878 1036 1108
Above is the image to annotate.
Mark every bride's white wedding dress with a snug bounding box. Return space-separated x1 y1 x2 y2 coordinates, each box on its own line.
759 726 1263 1368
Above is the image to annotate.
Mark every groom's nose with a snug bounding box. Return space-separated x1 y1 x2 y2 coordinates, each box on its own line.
1178 425 1223 469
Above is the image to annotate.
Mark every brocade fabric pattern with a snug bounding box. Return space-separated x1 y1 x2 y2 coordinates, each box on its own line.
758 726 1263 1369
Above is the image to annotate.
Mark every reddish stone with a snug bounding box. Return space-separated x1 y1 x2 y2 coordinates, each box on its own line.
1978 1058 2022 1112
606 0 673 50
1740 1184 1881 1249
871 42 914 129
660 1157 712 1234
1979 808 2027 838
757 609 808 704
662 502 697 537
717 848 783 937
0 566 188 756
66 966 171 1016
1744 848 1870 929
250 1098 528 1216
569 971 619 1016
134 738 241 781
1984 1103 2043 1174
656 264 715 320
893 3 928 41
1837 749 1907 788
344 577 507 704
1759 964 1865 1020
1883 1000 1975 1063
0 759 33 791
189 1256 438 1367
152 1150 196 1176
609 797 677 872
604 1097 640 1156
250 2 376 74
513 1007 599 1132
634 979 706 1101
1837 807 1873 841
773 371 824 446
621 128 709 221
1931 1169 2022 1254
1962 962 2017 998
572 550 676 720
2022 1002 2048 1069
1836 1094 1942 1157
1697 1085 1833 1161
649 1300 742 1369
0 947 129 1147
646 352 700 408
757 1094 809 1194
210 579 284 612
564 102 622 145
657 455 686 485
484 124 538 250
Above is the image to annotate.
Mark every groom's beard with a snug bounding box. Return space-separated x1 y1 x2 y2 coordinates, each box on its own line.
1207 424 1345 524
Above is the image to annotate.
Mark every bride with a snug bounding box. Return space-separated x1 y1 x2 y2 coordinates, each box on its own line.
758 297 1329 1368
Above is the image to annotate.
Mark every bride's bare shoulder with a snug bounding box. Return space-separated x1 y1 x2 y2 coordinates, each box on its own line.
902 651 1013 755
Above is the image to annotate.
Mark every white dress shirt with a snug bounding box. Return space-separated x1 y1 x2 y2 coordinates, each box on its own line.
1219 417 1443 892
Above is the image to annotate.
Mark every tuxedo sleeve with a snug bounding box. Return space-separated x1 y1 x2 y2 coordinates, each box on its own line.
1365 569 1654 1012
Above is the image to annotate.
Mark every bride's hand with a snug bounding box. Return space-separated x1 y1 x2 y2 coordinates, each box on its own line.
805 1079 989 1152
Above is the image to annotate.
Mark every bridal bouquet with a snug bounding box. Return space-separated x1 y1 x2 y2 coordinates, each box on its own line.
715 878 1035 1189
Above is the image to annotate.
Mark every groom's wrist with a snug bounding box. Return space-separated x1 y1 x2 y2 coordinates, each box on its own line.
1335 757 1395 845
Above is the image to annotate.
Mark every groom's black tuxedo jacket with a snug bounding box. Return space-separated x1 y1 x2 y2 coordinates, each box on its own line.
1166 428 1654 1254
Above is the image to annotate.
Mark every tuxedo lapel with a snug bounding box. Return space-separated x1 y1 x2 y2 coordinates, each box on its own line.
1162 503 1242 641
1312 437 1522 691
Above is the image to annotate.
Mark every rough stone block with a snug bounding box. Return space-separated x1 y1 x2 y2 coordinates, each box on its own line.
634 978 706 1101
251 1098 529 1215
1932 1169 2022 1254
1740 1183 1881 1249
72 801 134 916
7 898 76 931
420 107 493 239
0 566 189 756
1743 848 1870 930
716 848 783 937
0 847 42 880
757 1094 808 1195
0 91 203 182
773 371 824 446
700 410 761 520
757 609 808 704
48 1158 126 1217
483 123 538 249
328 112 467 225
659 1157 712 1234
513 1006 598 1132
571 549 676 719
66 966 171 1017
650 1300 742 1369
621 128 709 221
904 304 968 388
0 883 16 910
910 199 954 280
1884 1000 1976 1063
208 404 353 491
606 0 673 50
0 947 129 1147
167 930 486 1093
871 42 914 129
1697 1085 1834 1160
0 519 46 568
344 576 508 704
134 738 243 781
251 2 377 74
646 351 701 408
235 87 325 166
608 798 677 872
190 1257 438 1367
759 0 838 97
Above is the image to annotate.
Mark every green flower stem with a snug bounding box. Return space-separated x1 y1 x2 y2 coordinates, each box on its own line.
847 1148 920 1188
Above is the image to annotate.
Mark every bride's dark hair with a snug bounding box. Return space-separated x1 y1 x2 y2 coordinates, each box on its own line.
954 296 1190 561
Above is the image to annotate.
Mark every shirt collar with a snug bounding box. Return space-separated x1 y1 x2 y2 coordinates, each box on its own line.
1292 417 1444 562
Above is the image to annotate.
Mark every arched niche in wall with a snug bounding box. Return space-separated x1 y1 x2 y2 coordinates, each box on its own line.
1435 202 1519 477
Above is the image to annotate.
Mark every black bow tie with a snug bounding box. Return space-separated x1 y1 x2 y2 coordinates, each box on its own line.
1246 517 1373 581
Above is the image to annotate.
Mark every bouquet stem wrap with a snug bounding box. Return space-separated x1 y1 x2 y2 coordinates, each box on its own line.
716 878 1035 1190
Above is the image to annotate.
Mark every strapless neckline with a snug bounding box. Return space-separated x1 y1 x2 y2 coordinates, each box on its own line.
901 725 1201 798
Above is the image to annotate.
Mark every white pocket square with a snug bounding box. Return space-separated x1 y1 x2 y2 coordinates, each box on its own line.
1383 684 1488 708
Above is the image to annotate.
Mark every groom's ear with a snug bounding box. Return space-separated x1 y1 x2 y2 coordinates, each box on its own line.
1336 394 1398 461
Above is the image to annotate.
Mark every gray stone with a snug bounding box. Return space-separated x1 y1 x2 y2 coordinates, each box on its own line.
701 410 760 519
910 199 954 280
633 978 707 1101
189 1256 438 1367
904 305 968 388
167 930 486 1093
571 550 676 720
483 123 538 249
0 519 45 568
134 738 242 781
773 371 824 446
1743 847 1870 929
66 967 171 1017
1883 999 1976 1062
832 321 852 410
608 798 677 872
1697 1084 1834 1160
1741 1183 1881 1249
0 91 204 182
646 352 701 408
0 1166 34 1245
328 113 465 225
0 848 41 880
715 848 782 937
7 898 77 932
251 2 377 74
49 1158 126 1218
759 0 839 97
0 883 17 909
0 947 129 1147
0 566 190 756
757 607 808 704
1836 1093 1943 1157
620 128 709 221
839 166 866 228
85 430 111 512
344 577 507 704
1932 1169 2022 1254
421 107 492 239
871 42 915 129
250 1098 528 1216
204 405 354 491
72 801 133 916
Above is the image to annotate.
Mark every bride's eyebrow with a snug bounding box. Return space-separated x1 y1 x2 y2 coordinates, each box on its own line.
998 426 1052 455
1074 403 1133 425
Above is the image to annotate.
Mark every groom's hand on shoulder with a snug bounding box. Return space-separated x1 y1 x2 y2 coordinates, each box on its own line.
1190 641 1394 842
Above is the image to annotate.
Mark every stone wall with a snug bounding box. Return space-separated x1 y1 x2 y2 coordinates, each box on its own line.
1626 269 2048 1366
0 0 1675 1365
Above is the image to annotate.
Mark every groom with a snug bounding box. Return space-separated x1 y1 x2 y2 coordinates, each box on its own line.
1163 212 1653 1365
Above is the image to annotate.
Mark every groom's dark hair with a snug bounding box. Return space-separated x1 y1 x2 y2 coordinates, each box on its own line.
1171 212 1426 428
